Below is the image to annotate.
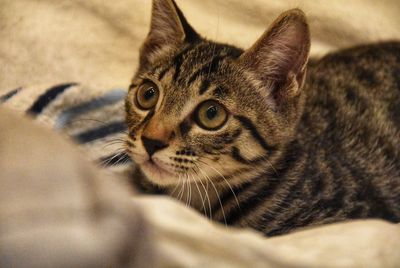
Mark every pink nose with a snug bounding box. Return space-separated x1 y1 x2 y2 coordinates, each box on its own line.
141 117 174 156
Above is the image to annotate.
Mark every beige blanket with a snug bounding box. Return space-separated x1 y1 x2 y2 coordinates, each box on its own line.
1 0 400 91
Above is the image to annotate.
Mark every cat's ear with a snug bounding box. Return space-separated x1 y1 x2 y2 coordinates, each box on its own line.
139 0 199 67
239 9 310 104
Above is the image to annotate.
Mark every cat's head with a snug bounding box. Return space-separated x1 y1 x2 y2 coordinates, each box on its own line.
126 0 310 187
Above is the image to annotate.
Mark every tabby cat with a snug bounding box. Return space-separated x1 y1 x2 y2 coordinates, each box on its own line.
125 0 400 236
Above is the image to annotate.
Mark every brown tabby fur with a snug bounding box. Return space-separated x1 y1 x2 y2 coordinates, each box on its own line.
125 0 400 236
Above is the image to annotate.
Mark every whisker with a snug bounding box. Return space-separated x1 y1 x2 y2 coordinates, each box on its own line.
113 152 131 166
190 171 206 212
192 168 212 220
198 159 241 211
185 172 190 207
101 140 127 150
195 162 227 226
207 43 217 79
188 172 192 207
170 174 182 196
177 174 185 202
99 149 127 167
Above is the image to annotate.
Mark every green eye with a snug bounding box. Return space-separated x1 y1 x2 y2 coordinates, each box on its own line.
136 81 159 110
195 100 228 130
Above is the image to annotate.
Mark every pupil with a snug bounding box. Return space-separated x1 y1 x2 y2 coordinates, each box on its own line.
144 88 155 100
206 106 218 119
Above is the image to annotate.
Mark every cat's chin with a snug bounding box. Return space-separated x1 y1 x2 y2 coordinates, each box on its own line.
139 160 179 186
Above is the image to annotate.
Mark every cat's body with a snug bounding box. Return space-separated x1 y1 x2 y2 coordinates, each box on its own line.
204 43 400 235
126 0 400 236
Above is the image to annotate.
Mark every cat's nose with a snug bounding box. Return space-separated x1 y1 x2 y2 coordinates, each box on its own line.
141 136 168 157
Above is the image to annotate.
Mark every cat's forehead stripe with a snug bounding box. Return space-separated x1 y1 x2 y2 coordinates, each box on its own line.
156 44 196 81
187 55 224 85
170 43 241 88
198 79 211 95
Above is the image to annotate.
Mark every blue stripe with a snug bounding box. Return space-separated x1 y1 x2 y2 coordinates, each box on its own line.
54 89 126 129
27 83 78 116
0 87 22 103
73 121 127 144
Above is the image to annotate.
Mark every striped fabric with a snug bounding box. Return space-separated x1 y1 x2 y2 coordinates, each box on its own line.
0 83 133 177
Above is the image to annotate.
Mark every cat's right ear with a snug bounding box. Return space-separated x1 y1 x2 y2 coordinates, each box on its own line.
139 0 199 68
239 9 310 106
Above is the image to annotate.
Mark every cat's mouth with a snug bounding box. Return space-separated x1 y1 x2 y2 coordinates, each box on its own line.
140 157 177 184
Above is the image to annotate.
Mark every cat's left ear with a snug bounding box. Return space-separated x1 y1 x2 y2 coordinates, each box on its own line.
139 0 199 68
239 9 310 105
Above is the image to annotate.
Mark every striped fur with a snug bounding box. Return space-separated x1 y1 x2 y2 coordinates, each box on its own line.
126 0 400 236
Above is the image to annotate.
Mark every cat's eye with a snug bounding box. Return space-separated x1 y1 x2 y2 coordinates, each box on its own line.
195 100 228 130
136 81 160 110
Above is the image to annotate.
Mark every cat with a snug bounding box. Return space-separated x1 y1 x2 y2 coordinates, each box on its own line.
125 0 400 236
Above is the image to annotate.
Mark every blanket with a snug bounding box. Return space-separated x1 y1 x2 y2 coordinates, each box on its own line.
1 0 400 91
